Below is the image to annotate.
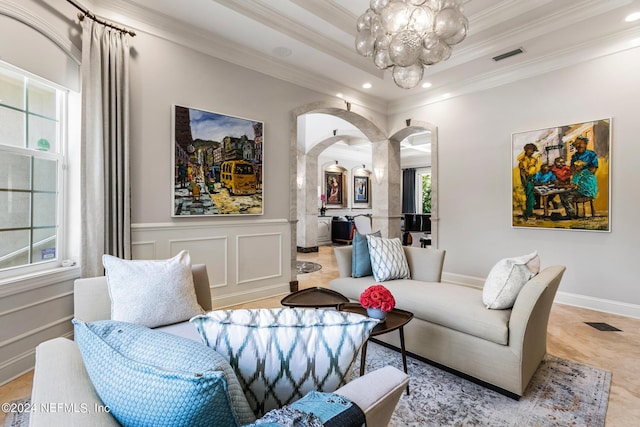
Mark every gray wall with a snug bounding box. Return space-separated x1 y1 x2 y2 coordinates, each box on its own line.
388 47 640 316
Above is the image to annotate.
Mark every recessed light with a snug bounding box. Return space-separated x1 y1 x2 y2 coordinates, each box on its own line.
336 93 344 99
271 46 292 57
625 12 640 22
362 82 372 89
421 82 432 89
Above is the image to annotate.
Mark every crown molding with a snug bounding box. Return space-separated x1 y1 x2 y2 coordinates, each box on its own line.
93 0 388 114
389 25 640 115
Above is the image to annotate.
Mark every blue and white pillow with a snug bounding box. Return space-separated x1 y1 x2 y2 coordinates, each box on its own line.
73 319 256 427
366 235 411 282
190 308 378 417
352 230 381 278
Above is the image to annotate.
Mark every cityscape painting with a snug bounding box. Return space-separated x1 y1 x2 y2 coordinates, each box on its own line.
512 118 610 231
172 105 263 216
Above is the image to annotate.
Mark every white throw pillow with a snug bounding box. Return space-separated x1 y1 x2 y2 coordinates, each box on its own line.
483 252 540 310
366 235 411 282
190 308 378 417
103 250 204 328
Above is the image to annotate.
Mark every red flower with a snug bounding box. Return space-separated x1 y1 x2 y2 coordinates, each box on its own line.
359 285 395 312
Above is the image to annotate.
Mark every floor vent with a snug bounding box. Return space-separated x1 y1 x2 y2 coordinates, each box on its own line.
585 322 622 332
492 48 524 61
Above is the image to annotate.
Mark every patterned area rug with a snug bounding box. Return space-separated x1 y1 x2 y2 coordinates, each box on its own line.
296 260 322 274
3 398 29 427
352 342 611 427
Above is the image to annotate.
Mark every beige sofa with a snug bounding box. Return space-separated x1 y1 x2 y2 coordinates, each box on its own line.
29 265 409 427
330 246 566 397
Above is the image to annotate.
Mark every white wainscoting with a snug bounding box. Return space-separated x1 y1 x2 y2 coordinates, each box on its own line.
132 219 291 309
0 268 78 386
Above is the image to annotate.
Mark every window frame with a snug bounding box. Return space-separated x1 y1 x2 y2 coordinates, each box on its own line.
0 61 68 280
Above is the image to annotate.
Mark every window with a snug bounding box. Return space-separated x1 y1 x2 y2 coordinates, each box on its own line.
0 62 66 275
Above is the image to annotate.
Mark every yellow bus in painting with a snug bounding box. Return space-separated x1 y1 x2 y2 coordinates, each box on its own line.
221 160 257 195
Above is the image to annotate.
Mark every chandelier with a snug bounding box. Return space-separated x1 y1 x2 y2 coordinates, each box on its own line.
355 0 469 89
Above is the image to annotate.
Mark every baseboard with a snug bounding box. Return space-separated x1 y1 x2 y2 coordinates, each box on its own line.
442 271 640 320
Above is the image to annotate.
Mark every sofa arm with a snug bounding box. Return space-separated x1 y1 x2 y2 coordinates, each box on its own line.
30 338 119 427
333 246 353 278
335 366 409 427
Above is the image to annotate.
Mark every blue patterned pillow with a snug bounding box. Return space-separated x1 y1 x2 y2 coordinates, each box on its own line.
352 230 381 278
190 308 378 417
73 320 256 426
366 235 411 282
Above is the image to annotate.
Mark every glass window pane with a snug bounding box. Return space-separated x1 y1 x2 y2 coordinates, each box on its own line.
28 80 57 118
33 157 57 192
28 114 57 152
0 151 31 190
0 107 26 148
33 227 57 262
0 68 25 109
0 191 30 228
32 192 56 227
0 230 30 269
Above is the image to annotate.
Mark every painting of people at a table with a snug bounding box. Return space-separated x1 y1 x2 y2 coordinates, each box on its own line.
512 118 610 231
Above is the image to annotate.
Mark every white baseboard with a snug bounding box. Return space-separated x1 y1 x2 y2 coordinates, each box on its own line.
442 271 640 320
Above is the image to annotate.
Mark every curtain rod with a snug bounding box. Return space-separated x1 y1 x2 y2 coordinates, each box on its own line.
66 0 136 37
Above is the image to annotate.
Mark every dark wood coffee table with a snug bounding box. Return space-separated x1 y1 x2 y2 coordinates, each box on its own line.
280 287 349 308
338 303 414 394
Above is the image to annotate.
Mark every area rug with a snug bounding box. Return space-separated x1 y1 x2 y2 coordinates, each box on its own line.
296 260 322 274
352 342 611 427
3 398 29 427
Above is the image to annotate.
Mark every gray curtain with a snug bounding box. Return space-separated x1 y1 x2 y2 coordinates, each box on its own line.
402 168 416 214
80 20 131 277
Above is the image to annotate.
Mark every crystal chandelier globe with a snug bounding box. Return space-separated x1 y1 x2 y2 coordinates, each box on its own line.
356 0 469 89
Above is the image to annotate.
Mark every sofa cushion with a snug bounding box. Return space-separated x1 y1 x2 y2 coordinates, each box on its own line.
190 308 378 417
366 236 410 282
102 250 204 328
331 278 510 345
73 319 256 427
483 252 540 309
352 230 380 278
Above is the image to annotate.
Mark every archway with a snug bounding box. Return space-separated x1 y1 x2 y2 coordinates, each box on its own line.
389 120 439 248
289 101 438 285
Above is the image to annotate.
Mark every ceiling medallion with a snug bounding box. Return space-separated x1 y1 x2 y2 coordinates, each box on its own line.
356 0 469 89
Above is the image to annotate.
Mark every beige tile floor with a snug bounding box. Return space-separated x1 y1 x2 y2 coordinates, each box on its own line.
2 245 638 426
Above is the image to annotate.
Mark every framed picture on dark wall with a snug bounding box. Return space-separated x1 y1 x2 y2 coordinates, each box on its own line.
353 175 369 204
324 171 344 207
172 105 264 216
512 118 610 231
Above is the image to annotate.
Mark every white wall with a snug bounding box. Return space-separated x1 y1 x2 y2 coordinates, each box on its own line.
388 47 640 316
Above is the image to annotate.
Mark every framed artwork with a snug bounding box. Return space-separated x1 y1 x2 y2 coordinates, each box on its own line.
512 118 610 231
172 105 263 216
353 175 369 204
324 171 344 207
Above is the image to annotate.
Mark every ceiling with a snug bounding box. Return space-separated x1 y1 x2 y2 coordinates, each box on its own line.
102 0 640 111
100 0 640 167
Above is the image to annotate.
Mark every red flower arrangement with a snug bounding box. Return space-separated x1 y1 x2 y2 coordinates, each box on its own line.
359 284 396 313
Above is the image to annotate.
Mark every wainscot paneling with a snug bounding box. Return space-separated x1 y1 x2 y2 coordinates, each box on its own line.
132 219 291 309
0 268 78 386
